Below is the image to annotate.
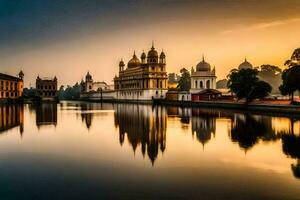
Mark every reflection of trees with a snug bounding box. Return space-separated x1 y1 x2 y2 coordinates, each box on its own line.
230 114 278 151
0 104 24 135
114 104 167 165
77 102 114 130
35 103 57 128
191 108 217 148
281 118 300 179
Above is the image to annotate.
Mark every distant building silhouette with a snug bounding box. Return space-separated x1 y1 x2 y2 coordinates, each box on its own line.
36 76 58 101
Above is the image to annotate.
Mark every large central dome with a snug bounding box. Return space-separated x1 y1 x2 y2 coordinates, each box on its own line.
128 52 141 68
196 56 211 71
147 45 158 58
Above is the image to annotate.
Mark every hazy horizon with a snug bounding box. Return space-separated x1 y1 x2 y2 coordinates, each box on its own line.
1 0 300 87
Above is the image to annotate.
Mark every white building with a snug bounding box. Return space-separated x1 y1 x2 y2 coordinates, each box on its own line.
190 56 217 94
84 72 110 92
80 72 116 100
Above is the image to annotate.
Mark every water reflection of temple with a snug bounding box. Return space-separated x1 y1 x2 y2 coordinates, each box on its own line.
191 108 217 148
0 104 24 135
114 104 167 164
36 103 57 128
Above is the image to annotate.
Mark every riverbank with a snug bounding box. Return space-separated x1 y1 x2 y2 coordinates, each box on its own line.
76 98 300 115
156 100 300 115
19 97 300 115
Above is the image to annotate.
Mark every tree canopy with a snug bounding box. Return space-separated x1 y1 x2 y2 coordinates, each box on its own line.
177 68 191 91
216 79 228 89
227 68 272 102
279 65 300 102
257 64 282 94
58 82 82 100
285 48 300 67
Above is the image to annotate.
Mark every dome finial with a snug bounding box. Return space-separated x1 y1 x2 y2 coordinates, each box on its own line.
245 56 247 62
133 50 136 56
152 40 155 49
202 54 205 62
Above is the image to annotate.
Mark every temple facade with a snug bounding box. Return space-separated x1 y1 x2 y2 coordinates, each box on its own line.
114 43 168 101
190 56 217 94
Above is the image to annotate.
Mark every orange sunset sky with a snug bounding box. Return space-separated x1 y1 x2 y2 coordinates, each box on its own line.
0 0 300 87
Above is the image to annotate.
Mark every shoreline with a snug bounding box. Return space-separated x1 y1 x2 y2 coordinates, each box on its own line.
71 98 300 116
5 97 300 116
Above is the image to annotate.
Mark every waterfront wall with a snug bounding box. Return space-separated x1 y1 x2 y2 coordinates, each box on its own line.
157 100 300 115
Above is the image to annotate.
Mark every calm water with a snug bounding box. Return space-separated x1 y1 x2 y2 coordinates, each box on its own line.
0 102 300 200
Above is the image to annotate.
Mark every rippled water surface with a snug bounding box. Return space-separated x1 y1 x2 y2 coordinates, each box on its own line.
0 101 300 200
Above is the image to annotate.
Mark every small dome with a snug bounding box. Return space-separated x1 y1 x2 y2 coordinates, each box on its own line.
160 51 166 58
196 56 211 71
238 58 253 70
141 51 146 59
119 59 125 67
128 52 141 68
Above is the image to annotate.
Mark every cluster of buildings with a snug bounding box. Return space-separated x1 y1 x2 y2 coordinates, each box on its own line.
0 70 59 102
1 42 256 103
80 43 255 102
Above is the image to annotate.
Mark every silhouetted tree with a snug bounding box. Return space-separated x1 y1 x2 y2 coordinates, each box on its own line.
257 64 282 94
216 79 228 89
23 87 37 98
227 68 272 102
279 65 300 103
177 68 191 91
247 81 272 102
58 82 83 100
285 48 300 67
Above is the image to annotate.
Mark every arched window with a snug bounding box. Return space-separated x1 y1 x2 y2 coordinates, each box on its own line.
206 80 210 89
195 80 198 88
200 81 203 88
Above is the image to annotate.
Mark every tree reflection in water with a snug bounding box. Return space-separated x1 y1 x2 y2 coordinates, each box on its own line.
280 117 300 179
230 114 278 151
